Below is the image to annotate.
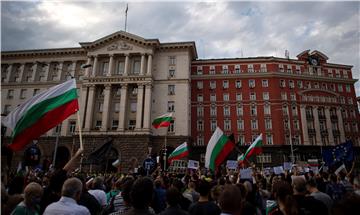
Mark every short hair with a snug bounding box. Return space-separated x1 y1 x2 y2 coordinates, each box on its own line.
197 179 211 197
24 182 43 201
292 176 306 194
219 185 242 213
130 177 153 209
306 178 317 188
92 176 104 190
122 178 134 204
61 177 83 198
166 187 181 207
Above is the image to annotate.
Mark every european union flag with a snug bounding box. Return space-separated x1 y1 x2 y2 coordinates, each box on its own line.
322 141 354 166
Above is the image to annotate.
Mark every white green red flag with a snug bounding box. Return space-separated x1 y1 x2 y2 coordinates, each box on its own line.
239 134 263 162
152 112 173 129
168 142 189 163
205 127 235 171
2 79 79 151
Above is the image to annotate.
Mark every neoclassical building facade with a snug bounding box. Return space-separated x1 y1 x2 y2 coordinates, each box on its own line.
1 31 197 170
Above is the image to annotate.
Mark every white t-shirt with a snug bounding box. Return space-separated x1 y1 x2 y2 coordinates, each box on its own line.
88 189 107 207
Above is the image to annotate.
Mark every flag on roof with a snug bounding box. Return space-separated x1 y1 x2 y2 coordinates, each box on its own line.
205 127 235 171
168 142 189 163
2 79 79 151
152 112 173 129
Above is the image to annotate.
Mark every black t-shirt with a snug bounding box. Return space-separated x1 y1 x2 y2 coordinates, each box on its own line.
294 195 328 215
188 201 221 215
78 191 102 215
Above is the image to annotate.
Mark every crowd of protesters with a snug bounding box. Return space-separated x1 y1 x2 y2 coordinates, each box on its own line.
2 148 360 215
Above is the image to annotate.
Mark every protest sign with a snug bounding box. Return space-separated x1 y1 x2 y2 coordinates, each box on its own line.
310 166 319 174
188 160 199 170
226 160 238 170
240 168 252 179
283 162 292 171
273 166 284 175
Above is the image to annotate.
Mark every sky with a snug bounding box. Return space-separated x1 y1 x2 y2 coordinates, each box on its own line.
1 0 359 96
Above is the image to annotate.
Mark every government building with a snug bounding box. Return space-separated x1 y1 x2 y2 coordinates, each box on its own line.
1 31 359 171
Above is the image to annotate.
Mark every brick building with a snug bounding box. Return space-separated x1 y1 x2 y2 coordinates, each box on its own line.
191 50 360 165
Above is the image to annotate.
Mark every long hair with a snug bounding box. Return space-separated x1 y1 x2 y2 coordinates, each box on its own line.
272 181 299 215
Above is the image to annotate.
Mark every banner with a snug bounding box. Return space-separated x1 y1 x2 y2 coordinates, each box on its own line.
226 160 238 170
240 168 252 179
283 162 293 171
187 160 199 170
273 166 284 175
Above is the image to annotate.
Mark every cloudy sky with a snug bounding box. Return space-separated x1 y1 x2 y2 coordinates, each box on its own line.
1 0 359 96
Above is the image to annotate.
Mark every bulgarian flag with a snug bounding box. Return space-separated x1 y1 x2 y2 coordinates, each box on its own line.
168 142 189 163
205 127 235 171
2 79 79 151
239 134 263 162
152 112 173 129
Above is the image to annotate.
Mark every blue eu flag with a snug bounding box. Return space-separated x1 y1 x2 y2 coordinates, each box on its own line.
322 141 354 166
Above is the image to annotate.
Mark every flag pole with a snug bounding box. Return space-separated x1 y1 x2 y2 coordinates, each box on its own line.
164 128 168 170
52 130 60 167
76 111 84 172
124 3 128 32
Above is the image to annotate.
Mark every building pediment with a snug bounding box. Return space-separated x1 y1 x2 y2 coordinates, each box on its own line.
79 31 160 51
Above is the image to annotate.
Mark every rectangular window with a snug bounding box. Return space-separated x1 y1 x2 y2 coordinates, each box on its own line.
314 82 319 89
3 105 11 114
168 85 175 95
236 93 242 101
197 106 204 117
250 92 256 101
287 65 292 73
20 89 27 99
264 104 271 115
266 135 273 145
223 80 229 89
327 69 333 77
290 93 296 101
54 124 62 134
289 80 295 88
281 92 287 100
279 64 284 72
248 64 254 73
133 60 140 74
260 64 267 73
210 94 216 102
7 89 14 99
69 121 76 133
169 56 176 65
237 105 243 116
265 119 272 130
237 120 244 130
224 106 230 116
249 79 255 88
168 120 175 132
197 66 203 75
210 81 216 89
295 65 301 74
211 120 217 131
33 89 40 96
95 120 102 129
335 70 340 78
223 93 229 101
251 120 258 130
280 80 286 88
210 106 217 117
197 136 204 146
235 65 240 73
128 120 136 130
102 62 109 75
262 79 269 87
168 101 175 112
235 80 242 88
348 97 353 105
283 105 289 115
224 119 231 131
130 101 137 112
197 81 203 89
238 135 245 145
222 65 228 74
169 69 175 77
345 85 351 92
114 103 120 112
263 92 269 100
112 120 119 130
209 65 215 74
338 84 343 92
294 120 300 130
343 71 349 79
297 80 303 89
117 61 125 74
250 105 257 116
197 120 203 131
197 94 203 102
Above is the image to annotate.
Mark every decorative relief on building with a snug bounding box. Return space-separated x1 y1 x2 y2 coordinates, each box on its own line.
107 41 133 51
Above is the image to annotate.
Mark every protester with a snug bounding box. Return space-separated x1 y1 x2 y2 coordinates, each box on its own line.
152 179 166 213
43 177 90 215
183 180 200 203
271 181 298 215
11 182 43 215
160 187 189 215
112 177 134 214
188 179 221 215
88 176 107 207
76 174 102 215
218 184 242 215
306 178 333 214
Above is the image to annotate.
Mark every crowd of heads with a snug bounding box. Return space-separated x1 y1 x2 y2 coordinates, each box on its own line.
2 161 360 215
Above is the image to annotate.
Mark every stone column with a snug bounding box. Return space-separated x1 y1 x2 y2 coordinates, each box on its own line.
31 63 38 81
143 84 152 131
57 61 64 81
312 106 321 145
85 56 92 77
124 54 129 76
84 85 96 131
61 119 69 136
101 84 112 131
118 84 128 131
71 61 77 78
147 54 152 75
44 63 51 81
108 54 114 76
5 64 12 82
140 53 146 75
325 107 334 145
300 105 309 145
92 56 98 77
79 86 88 129
336 108 346 142
135 85 144 130
18 63 25 83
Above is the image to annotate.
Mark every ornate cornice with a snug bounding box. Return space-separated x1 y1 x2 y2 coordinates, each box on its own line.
1 48 86 59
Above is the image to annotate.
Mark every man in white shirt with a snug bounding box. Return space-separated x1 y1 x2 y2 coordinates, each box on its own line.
88 176 107 207
44 177 90 215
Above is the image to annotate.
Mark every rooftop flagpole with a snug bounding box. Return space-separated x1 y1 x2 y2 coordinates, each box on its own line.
125 3 128 32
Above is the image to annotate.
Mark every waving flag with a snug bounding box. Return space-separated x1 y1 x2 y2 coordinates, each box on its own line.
239 134 263 162
322 141 354 166
152 112 173 129
168 142 189 163
2 79 79 151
